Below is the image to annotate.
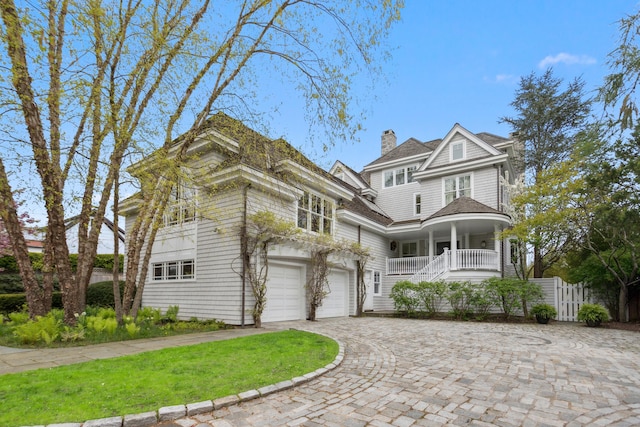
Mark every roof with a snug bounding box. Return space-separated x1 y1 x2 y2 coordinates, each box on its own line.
65 213 126 242
178 113 391 225
365 138 432 167
364 127 510 169
427 197 508 220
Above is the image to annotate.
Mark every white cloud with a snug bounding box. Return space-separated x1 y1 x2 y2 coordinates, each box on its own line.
486 74 517 84
538 53 597 68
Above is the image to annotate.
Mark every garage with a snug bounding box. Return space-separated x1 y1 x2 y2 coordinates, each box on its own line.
316 269 349 318
262 263 304 322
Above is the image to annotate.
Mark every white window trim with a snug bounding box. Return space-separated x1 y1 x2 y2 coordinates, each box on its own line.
163 181 197 227
151 259 196 281
381 164 419 188
373 270 382 296
450 140 466 162
413 193 422 216
297 191 335 235
509 239 519 265
441 172 473 206
401 241 418 258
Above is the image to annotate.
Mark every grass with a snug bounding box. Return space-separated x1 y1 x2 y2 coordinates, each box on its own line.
0 330 338 427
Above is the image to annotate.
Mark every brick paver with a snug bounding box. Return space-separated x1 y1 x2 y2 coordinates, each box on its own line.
162 317 640 427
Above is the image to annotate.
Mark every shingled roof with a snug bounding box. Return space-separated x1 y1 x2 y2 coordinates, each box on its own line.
364 129 510 169
364 138 432 167
427 197 508 220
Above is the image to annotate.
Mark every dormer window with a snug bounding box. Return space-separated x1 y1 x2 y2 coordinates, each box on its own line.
451 141 465 161
383 165 418 188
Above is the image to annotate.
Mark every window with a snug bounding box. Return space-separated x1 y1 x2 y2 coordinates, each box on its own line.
444 174 471 205
373 271 381 296
451 141 465 161
152 260 195 281
297 191 334 235
401 241 418 257
407 165 417 183
164 181 196 226
383 165 418 188
414 193 422 216
510 239 519 265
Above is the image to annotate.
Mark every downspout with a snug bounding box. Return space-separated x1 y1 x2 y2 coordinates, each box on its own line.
356 225 362 316
495 163 505 277
240 184 250 328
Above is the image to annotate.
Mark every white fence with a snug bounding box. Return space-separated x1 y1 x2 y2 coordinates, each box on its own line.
531 277 593 322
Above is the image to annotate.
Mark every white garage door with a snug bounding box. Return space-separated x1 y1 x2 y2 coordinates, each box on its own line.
316 270 349 318
262 263 304 322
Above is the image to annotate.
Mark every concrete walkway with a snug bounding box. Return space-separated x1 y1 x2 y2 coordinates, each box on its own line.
3 317 640 426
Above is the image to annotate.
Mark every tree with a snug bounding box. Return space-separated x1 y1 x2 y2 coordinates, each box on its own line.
500 68 592 277
244 211 299 328
600 7 640 130
0 0 403 324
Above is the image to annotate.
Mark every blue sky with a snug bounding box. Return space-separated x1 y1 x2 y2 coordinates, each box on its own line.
272 0 637 172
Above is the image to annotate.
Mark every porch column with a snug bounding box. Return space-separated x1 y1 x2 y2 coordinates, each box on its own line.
464 233 469 249
428 230 434 259
450 222 457 270
494 224 501 270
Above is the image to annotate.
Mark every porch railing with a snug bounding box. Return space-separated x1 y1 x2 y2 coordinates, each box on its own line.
386 256 435 275
410 252 449 283
387 249 500 279
455 249 499 271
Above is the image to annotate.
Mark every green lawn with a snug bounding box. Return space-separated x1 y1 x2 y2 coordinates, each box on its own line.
0 330 338 427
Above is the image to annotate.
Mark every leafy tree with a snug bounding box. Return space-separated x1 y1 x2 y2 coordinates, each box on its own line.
600 7 640 130
500 68 592 278
0 0 403 324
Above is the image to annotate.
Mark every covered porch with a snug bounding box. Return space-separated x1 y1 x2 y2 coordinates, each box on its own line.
385 197 511 281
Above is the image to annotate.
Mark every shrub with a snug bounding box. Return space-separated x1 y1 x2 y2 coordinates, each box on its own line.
125 322 140 337
0 294 27 314
483 277 542 319
8 310 29 324
86 281 125 307
137 306 162 324
468 283 494 320
390 281 420 316
61 325 85 342
163 305 180 323
446 281 474 320
13 313 61 345
577 303 609 326
530 303 557 319
415 281 447 316
0 274 25 294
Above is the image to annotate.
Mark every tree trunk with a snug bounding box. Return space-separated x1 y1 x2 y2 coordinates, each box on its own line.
309 304 317 322
0 159 48 317
533 244 543 278
619 284 629 323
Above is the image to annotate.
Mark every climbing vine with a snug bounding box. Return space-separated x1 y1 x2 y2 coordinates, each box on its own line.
245 210 371 325
244 211 299 328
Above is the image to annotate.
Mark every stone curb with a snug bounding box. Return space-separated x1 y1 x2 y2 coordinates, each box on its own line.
21 330 344 427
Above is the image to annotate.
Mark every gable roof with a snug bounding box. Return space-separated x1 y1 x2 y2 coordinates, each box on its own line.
427 197 507 220
420 123 504 171
364 138 432 168
65 213 126 243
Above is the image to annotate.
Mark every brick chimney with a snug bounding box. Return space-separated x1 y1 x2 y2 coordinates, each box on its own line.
381 129 396 156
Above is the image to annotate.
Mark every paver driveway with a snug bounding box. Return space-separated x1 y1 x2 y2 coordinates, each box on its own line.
171 317 640 427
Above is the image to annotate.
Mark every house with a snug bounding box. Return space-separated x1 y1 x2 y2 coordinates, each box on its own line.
65 213 126 255
121 113 520 325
